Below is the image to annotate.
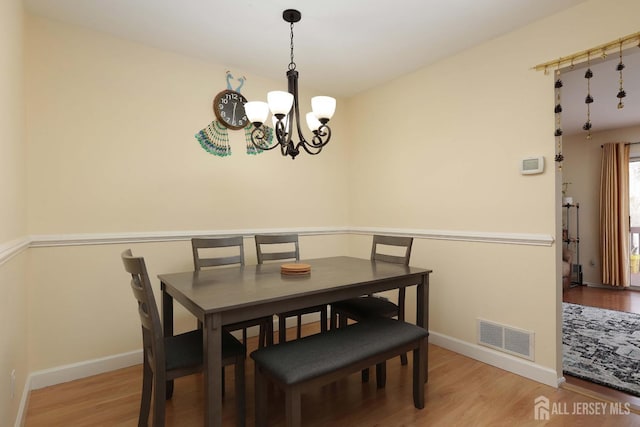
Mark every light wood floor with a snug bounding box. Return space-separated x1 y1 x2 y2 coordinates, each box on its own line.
25 322 640 426
563 285 640 409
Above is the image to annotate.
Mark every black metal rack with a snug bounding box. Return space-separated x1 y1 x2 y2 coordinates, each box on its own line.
563 203 582 285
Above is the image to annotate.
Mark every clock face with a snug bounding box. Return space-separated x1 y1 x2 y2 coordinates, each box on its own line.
213 90 249 130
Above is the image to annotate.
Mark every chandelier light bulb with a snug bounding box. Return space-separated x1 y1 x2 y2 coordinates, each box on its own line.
306 112 321 132
244 101 270 126
311 96 336 122
267 91 294 117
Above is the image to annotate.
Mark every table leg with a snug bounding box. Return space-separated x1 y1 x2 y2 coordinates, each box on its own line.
204 313 223 427
161 283 175 397
416 273 430 383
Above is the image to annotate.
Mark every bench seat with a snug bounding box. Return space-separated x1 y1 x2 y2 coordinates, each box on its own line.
250 317 428 426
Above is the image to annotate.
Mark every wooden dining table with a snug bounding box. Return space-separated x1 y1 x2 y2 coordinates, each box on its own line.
159 255 432 427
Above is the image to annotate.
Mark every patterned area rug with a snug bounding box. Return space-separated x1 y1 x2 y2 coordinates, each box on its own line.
563 302 640 396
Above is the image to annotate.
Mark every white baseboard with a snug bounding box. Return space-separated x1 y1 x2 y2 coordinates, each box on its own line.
25 314 317 394
17 320 563 426
429 331 562 388
15 375 31 427
29 349 142 390
15 351 141 427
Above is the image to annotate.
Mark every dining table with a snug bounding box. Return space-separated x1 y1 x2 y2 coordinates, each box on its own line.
159 255 432 427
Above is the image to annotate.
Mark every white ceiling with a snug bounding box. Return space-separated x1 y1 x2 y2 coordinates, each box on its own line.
24 0 638 133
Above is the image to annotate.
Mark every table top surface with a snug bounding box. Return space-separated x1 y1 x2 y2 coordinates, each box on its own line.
159 256 431 314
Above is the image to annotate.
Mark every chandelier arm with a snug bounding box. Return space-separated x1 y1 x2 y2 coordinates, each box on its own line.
297 140 323 156
296 127 332 155
308 126 332 148
249 127 280 152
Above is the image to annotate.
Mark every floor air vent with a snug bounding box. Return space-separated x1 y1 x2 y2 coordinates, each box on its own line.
477 319 534 361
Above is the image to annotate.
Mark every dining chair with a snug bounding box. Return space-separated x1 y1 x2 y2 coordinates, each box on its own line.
192 236 274 347
121 249 246 427
330 235 413 377
254 234 328 344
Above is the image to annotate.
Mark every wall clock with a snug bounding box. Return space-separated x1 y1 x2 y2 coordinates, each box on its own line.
213 90 249 130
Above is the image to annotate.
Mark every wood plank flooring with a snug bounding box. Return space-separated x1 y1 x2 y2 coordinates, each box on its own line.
25 321 640 426
562 286 640 409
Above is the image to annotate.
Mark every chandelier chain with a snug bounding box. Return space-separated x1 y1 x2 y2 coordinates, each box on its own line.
288 22 296 71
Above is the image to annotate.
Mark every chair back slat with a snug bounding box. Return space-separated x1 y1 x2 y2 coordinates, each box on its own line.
121 249 164 368
255 234 300 264
191 236 245 271
371 235 413 265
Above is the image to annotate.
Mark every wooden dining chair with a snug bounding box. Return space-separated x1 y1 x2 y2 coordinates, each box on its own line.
329 235 413 378
255 234 328 344
121 249 246 427
192 237 274 347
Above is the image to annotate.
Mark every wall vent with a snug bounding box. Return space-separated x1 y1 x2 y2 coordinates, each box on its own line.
477 318 534 361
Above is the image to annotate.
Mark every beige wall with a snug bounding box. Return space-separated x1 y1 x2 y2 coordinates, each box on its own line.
24 15 349 235
10 2 640 423
0 0 26 241
0 0 28 424
23 15 351 372
27 235 348 371
563 124 640 285
347 0 640 371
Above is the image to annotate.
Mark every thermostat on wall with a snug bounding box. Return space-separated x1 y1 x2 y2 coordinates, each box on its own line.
520 156 544 175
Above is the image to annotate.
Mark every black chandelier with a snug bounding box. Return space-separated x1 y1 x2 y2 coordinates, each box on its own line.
244 9 336 160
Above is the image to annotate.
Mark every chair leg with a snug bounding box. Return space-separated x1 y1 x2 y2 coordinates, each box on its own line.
235 356 246 427
398 299 408 366
154 371 166 427
255 367 268 427
266 320 274 346
339 313 348 328
221 367 226 398
258 324 266 349
296 315 302 339
279 315 287 344
320 306 328 333
242 328 248 345
330 308 338 330
139 357 152 427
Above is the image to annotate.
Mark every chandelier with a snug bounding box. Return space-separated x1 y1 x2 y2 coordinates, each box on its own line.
244 9 336 160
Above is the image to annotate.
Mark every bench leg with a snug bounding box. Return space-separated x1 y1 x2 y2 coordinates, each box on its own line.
376 361 386 389
255 367 268 427
413 338 427 409
400 352 408 366
285 388 302 427
361 368 369 383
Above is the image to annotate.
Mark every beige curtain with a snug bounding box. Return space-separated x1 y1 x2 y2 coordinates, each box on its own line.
600 142 630 287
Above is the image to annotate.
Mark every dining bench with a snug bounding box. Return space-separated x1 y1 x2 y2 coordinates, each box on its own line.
250 317 429 427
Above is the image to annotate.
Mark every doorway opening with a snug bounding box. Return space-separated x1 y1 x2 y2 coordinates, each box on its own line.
629 156 640 287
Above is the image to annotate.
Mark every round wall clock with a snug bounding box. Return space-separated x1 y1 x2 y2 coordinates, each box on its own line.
213 90 249 130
